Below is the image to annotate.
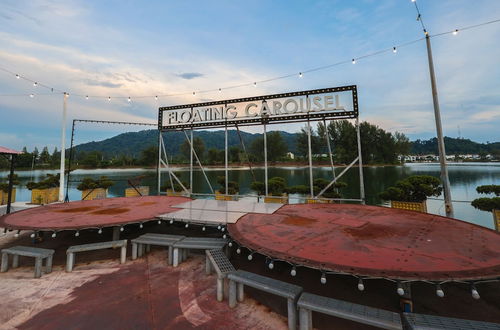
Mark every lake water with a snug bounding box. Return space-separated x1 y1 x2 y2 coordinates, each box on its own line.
2 163 499 229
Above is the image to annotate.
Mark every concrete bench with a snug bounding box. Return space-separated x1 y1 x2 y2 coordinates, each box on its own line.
228 270 303 330
131 234 185 265
297 292 402 330
1 246 55 278
66 240 127 272
206 249 236 301
402 312 500 330
172 237 228 267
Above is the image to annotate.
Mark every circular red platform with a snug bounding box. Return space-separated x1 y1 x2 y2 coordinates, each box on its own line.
0 196 191 230
228 204 500 281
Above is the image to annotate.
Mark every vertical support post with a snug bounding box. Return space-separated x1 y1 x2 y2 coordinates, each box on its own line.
120 245 126 263
356 118 365 204
6 154 15 214
307 119 314 197
59 92 68 202
287 298 297 330
323 118 336 180
34 257 42 278
160 134 175 192
157 130 162 195
229 280 237 308
225 122 229 195
425 34 454 218
217 278 224 301
263 122 268 196
65 119 76 202
112 227 120 241
190 128 194 196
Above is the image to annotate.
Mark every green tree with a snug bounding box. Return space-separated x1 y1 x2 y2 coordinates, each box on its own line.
207 148 219 165
39 146 50 164
140 145 158 166
296 126 321 157
379 175 442 202
229 146 241 163
394 132 411 156
180 137 205 161
250 131 287 162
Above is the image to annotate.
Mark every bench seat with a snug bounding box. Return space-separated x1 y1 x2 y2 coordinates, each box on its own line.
206 249 236 301
298 292 402 330
1 246 55 278
131 234 185 264
228 270 303 330
402 312 500 330
66 240 127 272
172 237 228 267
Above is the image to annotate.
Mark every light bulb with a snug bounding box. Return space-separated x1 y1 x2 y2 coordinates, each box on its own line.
185 223 189 228
85 95 89 100
34 82 38 87
471 285 480 299
218 88 222 93
16 74 20 79
51 232 57 238
30 94 34 98
108 97 111 101
193 92 196 96
14 230 20 238
221 227 225 232
290 266 297 277
247 254 253 261
223 234 227 239
155 96 158 100
228 241 233 247
320 273 327 284
299 72 303 78
30 232 35 238
352 59 356 64
268 261 274 269
393 47 397 53
436 285 444 298
120 227 124 232
397 283 405 296
139 223 143 229
453 29 458 35
98 228 102 234
236 248 241 254
358 279 365 291
75 231 80 237
253 82 257 87
158 220 161 224
170 220 174 224
202 226 206 231
128 97 131 102
217 225 221 230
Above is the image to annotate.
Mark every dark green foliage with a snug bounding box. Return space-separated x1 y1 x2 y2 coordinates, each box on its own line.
296 126 321 157
411 137 500 155
379 175 442 202
0 174 20 192
251 177 286 196
26 174 60 190
161 180 189 192
287 178 347 198
471 197 500 212
139 146 158 166
476 185 500 196
249 131 288 162
180 137 205 160
216 176 239 195
76 176 114 191
287 185 309 194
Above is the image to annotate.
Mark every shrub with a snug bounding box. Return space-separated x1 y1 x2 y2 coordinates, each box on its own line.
379 175 442 202
216 176 239 195
0 174 19 192
77 176 114 191
476 185 500 196
26 174 59 190
251 177 286 196
161 181 189 192
471 197 500 212
287 179 347 199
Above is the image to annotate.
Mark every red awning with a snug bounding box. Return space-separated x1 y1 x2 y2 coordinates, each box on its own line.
0 146 22 155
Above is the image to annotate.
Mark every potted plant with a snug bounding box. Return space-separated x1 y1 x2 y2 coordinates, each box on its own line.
251 177 288 204
162 181 190 196
471 185 500 231
288 178 347 204
77 176 114 200
26 174 60 205
379 175 442 213
215 176 239 201
0 174 19 205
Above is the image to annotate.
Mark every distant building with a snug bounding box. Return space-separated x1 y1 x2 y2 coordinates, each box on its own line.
286 152 295 160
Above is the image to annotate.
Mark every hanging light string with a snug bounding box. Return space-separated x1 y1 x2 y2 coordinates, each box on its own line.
0 18 499 99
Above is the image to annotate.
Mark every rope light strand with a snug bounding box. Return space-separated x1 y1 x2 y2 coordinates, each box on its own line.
0 18 499 99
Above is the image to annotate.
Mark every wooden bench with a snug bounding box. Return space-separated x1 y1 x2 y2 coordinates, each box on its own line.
206 249 235 301
66 240 127 272
131 234 185 265
1 246 54 278
402 312 500 330
172 237 228 267
297 292 402 330
228 270 303 330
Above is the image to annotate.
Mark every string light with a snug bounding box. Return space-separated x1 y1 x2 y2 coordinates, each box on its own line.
14 230 20 238
397 282 405 296
299 72 303 78
120 226 124 232
202 226 206 231
108 96 111 101
170 219 174 224
85 95 89 100
268 260 274 269
30 232 35 238
320 272 327 284
51 231 57 238
218 88 222 93
471 284 480 299
139 223 143 229
352 58 356 64
29 93 34 98
436 284 444 297
98 228 102 234
393 46 397 53
236 247 241 254
192 91 196 96
253 82 257 87
15 74 20 79
185 223 189 228
155 96 158 100
453 29 459 35
157 220 161 224
247 253 254 261
358 278 365 291
228 241 233 247
128 97 131 102
290 266 297 276
33 82 38 87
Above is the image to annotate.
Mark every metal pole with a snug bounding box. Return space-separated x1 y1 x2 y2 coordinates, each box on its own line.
190 128 193 195
59 93 68 201
225 122 229 195
160 134 175 191
182 130 214 194
356 118 365 204
425 34 454 218
65 119 76 202
157 130 161 195
307 119 314 197
263 122 268 196
6 155 15 214
323 118 336 180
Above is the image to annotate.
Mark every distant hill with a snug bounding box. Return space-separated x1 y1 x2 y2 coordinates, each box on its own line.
73 129 299 158
72 129 498 158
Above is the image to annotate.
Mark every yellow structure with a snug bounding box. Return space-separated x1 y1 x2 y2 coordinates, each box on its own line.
391 200 427 213
31 187 59 205
493 209 500 232
125 186 149 197
81 188 107 201
0 188 16 205
264 195 288 204
305 198 331 204
166 189 185 196
215 191 237 201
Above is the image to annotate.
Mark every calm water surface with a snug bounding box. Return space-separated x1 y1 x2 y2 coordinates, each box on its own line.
2 163 499 229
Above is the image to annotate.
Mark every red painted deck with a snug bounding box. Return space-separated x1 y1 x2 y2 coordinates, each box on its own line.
0 196 191 230
228 204 500 281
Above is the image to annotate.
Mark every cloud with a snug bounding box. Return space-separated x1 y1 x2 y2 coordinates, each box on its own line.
175 72 204 80
85 79 122 88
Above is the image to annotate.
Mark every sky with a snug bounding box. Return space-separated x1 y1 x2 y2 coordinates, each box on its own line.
0 0 499 151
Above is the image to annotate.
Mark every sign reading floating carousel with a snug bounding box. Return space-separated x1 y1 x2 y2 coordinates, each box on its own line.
159 85 358 130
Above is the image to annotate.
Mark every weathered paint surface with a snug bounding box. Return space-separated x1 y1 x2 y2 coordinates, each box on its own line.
0 250 287 330
229 204 500 281
0 196 191 230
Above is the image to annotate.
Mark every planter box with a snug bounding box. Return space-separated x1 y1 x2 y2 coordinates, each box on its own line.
31 187 59 205
493 209 500 232
215 190 238 201
81 188 107 201
305 197 331 204
264 194 288 204
391 200 427 213
0 188 16 205
125 186 149 197
166 189 186 197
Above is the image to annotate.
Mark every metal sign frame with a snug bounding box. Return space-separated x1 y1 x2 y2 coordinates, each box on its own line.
157 85 364 204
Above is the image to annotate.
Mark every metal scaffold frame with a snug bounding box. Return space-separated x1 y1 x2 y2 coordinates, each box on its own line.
158 85 365 203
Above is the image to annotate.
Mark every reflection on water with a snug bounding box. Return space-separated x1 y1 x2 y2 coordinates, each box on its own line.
2 163 499 229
